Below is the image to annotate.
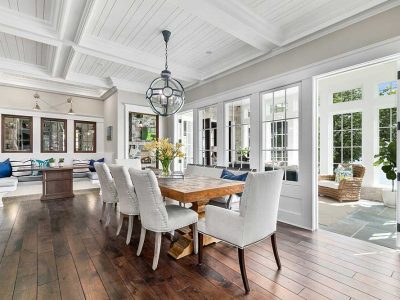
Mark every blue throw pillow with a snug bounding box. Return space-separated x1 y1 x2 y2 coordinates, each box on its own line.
0 159 12 178
220 169 248 196
89 158 104 172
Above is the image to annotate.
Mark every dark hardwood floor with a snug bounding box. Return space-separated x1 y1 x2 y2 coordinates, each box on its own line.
0 191 399 299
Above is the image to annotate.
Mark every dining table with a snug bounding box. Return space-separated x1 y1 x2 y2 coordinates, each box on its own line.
157 175 245 259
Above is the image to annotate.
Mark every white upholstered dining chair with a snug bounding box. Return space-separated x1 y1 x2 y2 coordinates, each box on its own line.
109 165 140 245
129 168 199 270
94 162 118 226
197 170 284 293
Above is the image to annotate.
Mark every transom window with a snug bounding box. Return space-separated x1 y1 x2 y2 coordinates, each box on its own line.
199 106 218 166
261 85 300 182
225 97 250 169
378 81 397 96
332 112 362 170
332 88 362 103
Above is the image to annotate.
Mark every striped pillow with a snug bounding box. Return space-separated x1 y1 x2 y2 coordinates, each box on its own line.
10 160 32 177
73 159 90 173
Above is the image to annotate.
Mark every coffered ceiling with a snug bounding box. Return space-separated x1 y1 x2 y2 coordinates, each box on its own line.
0 0 397 99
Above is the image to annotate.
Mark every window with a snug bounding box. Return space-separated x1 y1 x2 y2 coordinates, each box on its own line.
176 110 193 172
199 106 217 166
332 112 362 170
379 108 397 148
225 98 250 169
41 118 67 153
378 81 397 96
2 115 33 152
262 85 299 181
74 121 96 153
332 88 362 103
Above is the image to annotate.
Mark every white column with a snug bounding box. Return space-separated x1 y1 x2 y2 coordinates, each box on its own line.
249 93 260 170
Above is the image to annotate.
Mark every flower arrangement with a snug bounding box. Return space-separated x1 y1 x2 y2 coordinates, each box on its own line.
144 138 185 175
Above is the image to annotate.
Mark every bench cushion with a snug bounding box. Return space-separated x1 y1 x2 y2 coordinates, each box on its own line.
0 177 18 188
319 180 339 189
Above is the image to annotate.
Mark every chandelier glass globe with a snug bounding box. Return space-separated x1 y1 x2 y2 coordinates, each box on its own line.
146 30 185 117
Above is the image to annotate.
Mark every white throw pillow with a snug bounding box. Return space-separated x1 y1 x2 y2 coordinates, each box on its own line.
72 159 90 173
10 160 32 177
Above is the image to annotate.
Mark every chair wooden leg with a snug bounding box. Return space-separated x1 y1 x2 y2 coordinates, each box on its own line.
198 233 204 265
152 232 162 270
238 248 250 294
271 233 281 270
192 223 198 254
137 226 146 256
126 215 134 245
100 202 106 222
116 213 123 236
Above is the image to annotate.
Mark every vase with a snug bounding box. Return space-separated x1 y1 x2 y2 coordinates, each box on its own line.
160 159 171 176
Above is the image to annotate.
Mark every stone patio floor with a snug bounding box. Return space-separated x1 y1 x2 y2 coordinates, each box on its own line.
319 196 397 249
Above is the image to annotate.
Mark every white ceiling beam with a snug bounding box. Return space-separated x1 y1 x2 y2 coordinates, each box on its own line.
51 0 91 78
76 37 202 81
108 77 148 94
168 0 283 50
0 7 60 46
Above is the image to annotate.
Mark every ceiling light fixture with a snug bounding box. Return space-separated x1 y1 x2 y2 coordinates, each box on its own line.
67 97 75 114
146 30 185 117
33 92 41 110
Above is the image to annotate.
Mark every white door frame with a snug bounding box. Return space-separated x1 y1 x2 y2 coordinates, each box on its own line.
313 55 400 236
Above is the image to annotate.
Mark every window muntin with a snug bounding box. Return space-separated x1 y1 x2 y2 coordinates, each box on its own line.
332 88 362 103
176 110 193 172
2 115 33 152
225 98 250 169
74 121 96 153
332 112 362 170
199 106 217 166
378 108 397 148
262 85 299 181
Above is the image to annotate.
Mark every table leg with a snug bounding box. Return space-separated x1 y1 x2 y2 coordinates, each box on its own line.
168 200 218 259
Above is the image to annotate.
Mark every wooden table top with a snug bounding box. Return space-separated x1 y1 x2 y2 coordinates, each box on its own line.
158 176 245 203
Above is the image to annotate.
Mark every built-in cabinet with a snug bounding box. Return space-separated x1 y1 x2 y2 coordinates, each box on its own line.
128 111 158 168
41 118 67 153
1 115 33 152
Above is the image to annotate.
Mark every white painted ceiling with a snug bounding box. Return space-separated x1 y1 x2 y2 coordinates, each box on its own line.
0 0 397 99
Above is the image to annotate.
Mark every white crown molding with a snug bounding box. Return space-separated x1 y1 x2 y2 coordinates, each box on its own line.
186 0 400 91
184 36 400 109
108 77 147 94
0 72 110 99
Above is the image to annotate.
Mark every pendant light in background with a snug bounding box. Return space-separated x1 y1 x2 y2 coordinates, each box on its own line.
33 92 41 110
67 97 75 114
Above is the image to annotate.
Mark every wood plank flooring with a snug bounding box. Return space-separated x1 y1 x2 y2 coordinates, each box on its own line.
0 191 399 299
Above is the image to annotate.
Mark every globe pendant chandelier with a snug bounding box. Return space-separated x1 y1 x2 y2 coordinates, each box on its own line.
146 30 185 117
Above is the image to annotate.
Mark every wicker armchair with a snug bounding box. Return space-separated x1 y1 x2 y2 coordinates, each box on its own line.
318 164 365 202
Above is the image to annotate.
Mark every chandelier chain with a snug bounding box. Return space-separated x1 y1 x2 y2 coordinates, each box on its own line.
165 40 168 70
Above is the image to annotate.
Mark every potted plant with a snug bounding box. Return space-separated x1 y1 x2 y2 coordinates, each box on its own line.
58 158 64 167
48 158 56 168
144 138 185 176
374 141 396 208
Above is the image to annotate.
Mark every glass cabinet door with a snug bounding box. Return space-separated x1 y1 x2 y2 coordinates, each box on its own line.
2 115 33 152
41 118 67 152
128 112 158 168
74 121 96 152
